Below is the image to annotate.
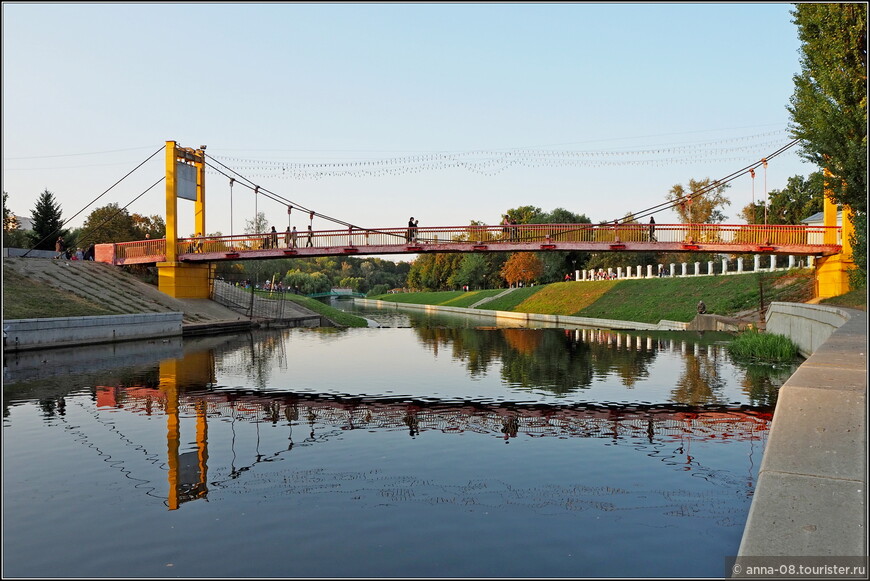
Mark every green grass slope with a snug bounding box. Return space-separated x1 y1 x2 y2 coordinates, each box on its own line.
372 270 821 324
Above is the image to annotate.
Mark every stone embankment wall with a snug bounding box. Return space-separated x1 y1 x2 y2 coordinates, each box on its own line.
3 312 183 352
354 298 687 331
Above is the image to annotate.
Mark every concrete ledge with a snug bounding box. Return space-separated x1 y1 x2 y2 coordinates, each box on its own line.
738 305 867 559
738 471 865 556
355 298 688 331
3 312 183 351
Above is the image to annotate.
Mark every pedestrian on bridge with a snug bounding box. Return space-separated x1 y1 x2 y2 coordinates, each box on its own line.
270 226 278 249
649 216 656 242
288 226 298 248
407 217 415 243
306 225 313 247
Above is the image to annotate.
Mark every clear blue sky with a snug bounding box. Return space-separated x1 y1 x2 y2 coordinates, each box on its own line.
2 2 816 244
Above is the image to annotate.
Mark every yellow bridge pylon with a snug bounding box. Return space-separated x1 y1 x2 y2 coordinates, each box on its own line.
158 140 213 299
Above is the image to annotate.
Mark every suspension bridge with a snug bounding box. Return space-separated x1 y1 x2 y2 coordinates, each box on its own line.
85 140 854 300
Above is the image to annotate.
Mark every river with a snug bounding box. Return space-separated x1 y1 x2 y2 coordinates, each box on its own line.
2 302 798 578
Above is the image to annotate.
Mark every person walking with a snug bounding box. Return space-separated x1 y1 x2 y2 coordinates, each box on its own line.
649 216 656 242
285 226 292 248
306 225 313 247
54 236 65 259
270 226 278 249
407 217 415 242
290 226 298 248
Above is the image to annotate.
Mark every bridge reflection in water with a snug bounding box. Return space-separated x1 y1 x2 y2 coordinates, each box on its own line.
96 376 771 510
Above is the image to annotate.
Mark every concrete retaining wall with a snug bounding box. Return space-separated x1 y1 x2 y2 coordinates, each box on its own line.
3 248 57 259
355 298 687 331
3 312 183 351
765 301 852 357
737 304 866 561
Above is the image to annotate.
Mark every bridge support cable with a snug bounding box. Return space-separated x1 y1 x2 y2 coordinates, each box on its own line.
613 140 799 225
22 145 167 257
70 177 166 251
204 155 402 241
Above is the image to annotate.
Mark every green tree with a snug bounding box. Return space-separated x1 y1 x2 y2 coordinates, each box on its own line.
787 3 866 214
766 172 824 225
787 3 866 285
27 189 67 250
80 203 138 244
450 253 490 289
504 205 546 224
666 178 731 224
131 213 166 238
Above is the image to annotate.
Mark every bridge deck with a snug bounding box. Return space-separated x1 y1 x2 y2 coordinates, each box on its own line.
96 223 842 265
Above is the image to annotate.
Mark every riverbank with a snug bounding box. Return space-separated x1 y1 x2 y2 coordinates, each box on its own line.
2 258 354 343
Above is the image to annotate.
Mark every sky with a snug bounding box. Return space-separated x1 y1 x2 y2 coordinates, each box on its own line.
2 2 817 248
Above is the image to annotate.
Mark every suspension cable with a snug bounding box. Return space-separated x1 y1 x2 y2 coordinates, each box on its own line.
21 145 166 257
73 177 166 250
622 140 799 224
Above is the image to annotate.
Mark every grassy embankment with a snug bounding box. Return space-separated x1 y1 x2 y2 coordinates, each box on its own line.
251 290 369 328
2 265 120 319
371 270 865 324
4 263 864 326
2 263 368 327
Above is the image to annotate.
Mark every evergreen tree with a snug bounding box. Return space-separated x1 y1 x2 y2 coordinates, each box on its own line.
27 189 67 250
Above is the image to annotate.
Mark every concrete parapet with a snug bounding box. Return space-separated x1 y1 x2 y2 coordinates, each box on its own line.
3 312 183 352
738 306 866 559
354 298 687 331
765 302 852 357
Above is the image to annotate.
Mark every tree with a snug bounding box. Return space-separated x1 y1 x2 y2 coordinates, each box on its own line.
787 3 866 285
80 203 138 244
27 189 67 250
666 178 731 224
3 191 17 232
501 253 543 287
503 205 546 225
787 3 866 214
131 213 166 239
769 173 824 225
2 191 30 248
451 253 491 290
244 211 270 236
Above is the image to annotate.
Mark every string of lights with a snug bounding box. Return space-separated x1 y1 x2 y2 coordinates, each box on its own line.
203 139 800 233
207 131 794 181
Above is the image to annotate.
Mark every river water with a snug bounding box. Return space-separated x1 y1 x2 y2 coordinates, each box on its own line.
2 303 798 578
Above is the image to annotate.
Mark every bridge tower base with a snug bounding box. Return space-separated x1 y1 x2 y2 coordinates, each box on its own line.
814 253 855 299
813 175 855 300
158 262 214 299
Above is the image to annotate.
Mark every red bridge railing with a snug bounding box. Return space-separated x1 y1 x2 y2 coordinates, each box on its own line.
96 223 842 266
